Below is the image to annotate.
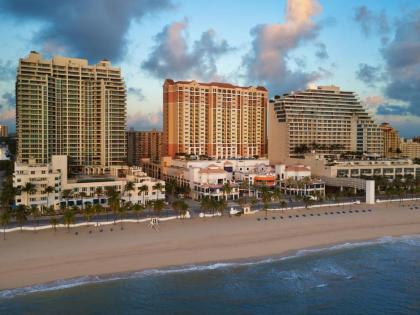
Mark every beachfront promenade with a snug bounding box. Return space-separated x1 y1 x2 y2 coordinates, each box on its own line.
1 194 418 232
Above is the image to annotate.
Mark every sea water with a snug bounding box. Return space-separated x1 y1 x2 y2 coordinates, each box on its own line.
1 235 419 315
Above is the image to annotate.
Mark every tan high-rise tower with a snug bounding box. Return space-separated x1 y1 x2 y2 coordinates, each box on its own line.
379 122 400 157
16 52 126 171
163 79 268 159
126 128 162 165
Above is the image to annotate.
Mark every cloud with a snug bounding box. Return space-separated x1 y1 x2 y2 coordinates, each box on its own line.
141 19 234 81
0 60 15 81
0 108 15 121
315 42 328 60
0 0 173 62
382 9 420 116
242 0 326 94
376 104 408 116
0 91 16 131
127 110 162 131
354 5 390 39
363 95 385 107
128 87 145 102
355 63 386 87
0 92 15 110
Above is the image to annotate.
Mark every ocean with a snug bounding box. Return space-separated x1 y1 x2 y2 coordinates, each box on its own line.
1 235 419 315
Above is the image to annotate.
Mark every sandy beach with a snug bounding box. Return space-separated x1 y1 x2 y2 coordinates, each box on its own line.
1 201 420 291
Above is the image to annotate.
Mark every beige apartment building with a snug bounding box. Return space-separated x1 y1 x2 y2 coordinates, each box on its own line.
268 85 383 163
400 139 420 159
163 79 268 159
16 51 126 172
126 128 162 165
0 125 8 137
380 122 400 157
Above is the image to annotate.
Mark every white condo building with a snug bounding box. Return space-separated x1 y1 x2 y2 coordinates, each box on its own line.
269 85 383 163
13 155 165 210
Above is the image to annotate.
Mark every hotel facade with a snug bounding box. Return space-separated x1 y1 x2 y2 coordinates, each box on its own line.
400 139 420 160
162 79 268 159
380 122 400 158
268 85 383 163
126 128 162 165
16 51 126 172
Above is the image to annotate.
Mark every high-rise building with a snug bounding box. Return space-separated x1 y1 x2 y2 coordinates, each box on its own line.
16 51 126 172
163 79 268 159
400 139 420 159
379 122 400 157
0 125 8 137
268 85 383 163
126 128 162 165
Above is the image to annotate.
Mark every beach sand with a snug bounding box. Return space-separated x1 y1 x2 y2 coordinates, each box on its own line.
1 201 420 291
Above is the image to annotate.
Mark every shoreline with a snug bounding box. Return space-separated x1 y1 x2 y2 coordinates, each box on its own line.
1 201 420 293
2 232 419 299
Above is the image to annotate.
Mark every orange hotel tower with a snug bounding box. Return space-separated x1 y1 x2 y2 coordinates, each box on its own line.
162 79 268 159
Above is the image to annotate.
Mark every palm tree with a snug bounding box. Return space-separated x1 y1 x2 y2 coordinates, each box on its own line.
132 203 145 222
95 187 103 203
179 200 189 218
124 181 135 203
272 187 283 205
30 205 40 232
15 205 28 232
250 196 258 210
301 177 311 196
79 191 87 210
260 187 272 217
280 200 288 210
1 210 11 240
200 196 211 215
105 186 118 222
22 182 36 206
171 200 181 217
152 182 164 200
164 179 177 198
63 207 75 232
50 216 59 234
217 199 227 216
139 185 148 205
208 198 218 216
93 203 103 226
44 185 55 209
221 182 232 201
152 199 165 217
302 195 313 209
83 203 93 227
236 197 247 209
108 192 121 225
118 202 128 229
62 189 72 207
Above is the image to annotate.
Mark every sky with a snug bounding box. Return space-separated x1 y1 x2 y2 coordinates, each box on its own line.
0 0 419 137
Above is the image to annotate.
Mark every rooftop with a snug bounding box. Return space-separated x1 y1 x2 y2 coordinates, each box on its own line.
165 79 267 92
